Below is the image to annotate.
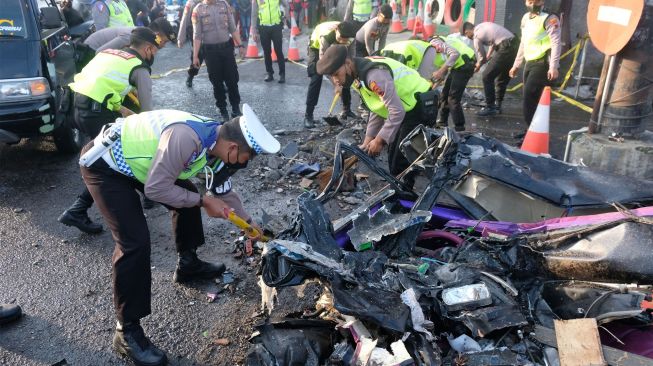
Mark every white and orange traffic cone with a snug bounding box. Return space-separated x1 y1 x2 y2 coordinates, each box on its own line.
290 11 301 36
245 25 260 58
521 87 551 155
423 1 434 39
406 0 415 30
271 48 278 62
287 35 301 61
411 1 423 38
390 1 405 33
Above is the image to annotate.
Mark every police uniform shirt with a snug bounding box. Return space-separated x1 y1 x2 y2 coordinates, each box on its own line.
84 26 134 51
355 18 389 55
473 22 514 63
512 13 562 72
359 68 406 144
429 37 461 68
92 0 130 30
192 0 236 44
178 0 202 43
146 123 251 220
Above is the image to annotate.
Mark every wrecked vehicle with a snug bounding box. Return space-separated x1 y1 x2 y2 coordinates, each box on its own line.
248 127 653 366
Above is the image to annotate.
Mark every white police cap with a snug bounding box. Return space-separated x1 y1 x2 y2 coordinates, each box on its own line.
239 104 280 154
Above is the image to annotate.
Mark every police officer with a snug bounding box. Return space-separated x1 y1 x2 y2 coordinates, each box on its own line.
92 0 134 30
83 17 176 54
429 35 476 131
251 0 289 83
78 105 279 365
509 0 561 127
463 21 518 116
344 0 373 31
316 45 433 188
193 0 245 121
304 21 357 128
354 4 392 57
178 0 204 87
59 28 160 234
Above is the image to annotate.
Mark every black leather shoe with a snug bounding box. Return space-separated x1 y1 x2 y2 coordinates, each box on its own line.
338 109 358 121
173 249 226 283
476 105 499 117
58 196 102 234
0 303 22 325
231 109 242 119
303 116 317 129
264 73 274 82
185 76 193 88
219 109 230 122
278 74 285 84
113 322 167 366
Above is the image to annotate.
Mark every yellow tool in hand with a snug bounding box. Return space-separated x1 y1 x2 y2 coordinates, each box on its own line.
227 211 271 242
322 92 342 126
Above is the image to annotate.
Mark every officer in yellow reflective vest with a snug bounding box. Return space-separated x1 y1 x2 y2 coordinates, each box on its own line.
91 0 135 31
509 0 561 128
251 0 290 82
317 45 435 189
59 28 161 234
78 106 279 365
344 0 374 31
304 21 357 128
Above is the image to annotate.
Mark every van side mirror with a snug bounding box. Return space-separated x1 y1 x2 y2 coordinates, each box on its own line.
41 7 63 29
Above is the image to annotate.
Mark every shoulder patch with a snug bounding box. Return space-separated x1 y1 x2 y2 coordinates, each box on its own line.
369 80 384 97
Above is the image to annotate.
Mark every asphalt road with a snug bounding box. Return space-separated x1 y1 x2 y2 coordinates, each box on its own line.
0 30 597 365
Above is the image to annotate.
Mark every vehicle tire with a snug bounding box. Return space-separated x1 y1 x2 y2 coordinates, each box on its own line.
53 114 86 154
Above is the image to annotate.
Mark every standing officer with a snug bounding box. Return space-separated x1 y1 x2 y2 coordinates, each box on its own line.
251 0 289 83
463 21 518 116
316 45 434 188
509 0 561 127
78 105 279 365
58 28 160 234
354 4 392 57
178 0 203 87
192 0 245 121
344 0 373 31
429 35 476 131
92 0 134 30
304 21 357 128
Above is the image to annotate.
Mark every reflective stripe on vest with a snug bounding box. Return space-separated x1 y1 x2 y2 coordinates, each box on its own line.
380 40 430 70
310 21 339 49
352 0 372 21
522 12 551 61
107 0 134 27
355 57 431 119
433 36 475 70
258 0 281 26
69 49 143 111
117 110 221 183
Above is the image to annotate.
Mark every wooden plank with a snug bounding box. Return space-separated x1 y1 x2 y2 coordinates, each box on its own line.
534 325 653 366
554 319 607 366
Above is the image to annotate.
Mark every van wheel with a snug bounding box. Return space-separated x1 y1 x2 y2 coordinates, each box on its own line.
53 115 86 153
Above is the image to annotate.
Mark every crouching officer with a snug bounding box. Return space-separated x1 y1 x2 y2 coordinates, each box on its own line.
78 105 279 365
304 21 357 128
316 45 435 189
59 28 160 234
427 36 475 131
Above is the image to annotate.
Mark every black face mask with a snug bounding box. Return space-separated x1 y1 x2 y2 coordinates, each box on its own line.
225 146 249 170
527 4 542 13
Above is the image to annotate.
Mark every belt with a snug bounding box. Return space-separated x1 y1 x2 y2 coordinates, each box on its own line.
202 40 232 50
497 37 516 50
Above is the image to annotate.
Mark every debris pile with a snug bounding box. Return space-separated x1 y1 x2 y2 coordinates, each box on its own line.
247 127 653 366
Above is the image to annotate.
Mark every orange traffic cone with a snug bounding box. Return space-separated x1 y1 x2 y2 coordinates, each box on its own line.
411 1 423 38
521 87 551 155
245 25 260 58
423 1 434 39
290 11 301 36
287 35 301 61
406 0 415 30
390 1 404 33
271 48 278 61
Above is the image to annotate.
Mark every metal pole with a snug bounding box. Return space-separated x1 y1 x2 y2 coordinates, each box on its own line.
596 55 617 131
574 38 589 100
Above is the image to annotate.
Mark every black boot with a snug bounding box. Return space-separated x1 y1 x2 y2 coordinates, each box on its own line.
0 303 22 325
231 107 242 119
278 73 285 84
338 109 358 121
173 249 225 283
185 75 193 88
58 195 102 234
113 322 167 366
264 73 274 82
303 115 317 129
219 108 230 122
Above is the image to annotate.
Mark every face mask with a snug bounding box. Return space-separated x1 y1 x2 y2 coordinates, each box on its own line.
527 4 542 13
225 146 249 170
